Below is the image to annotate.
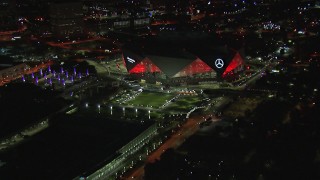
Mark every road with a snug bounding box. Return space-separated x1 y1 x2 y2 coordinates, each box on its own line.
45 37 120 54
0 25 27 36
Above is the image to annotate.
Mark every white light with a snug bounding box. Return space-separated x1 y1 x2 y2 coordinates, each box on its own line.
215 58 224 68
127 57 136 63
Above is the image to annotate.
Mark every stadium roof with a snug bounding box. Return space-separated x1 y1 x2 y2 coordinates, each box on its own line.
145 55 195 77
123 33 245 77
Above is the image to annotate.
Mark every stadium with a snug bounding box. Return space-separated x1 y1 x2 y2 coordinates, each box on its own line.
122 35 245 84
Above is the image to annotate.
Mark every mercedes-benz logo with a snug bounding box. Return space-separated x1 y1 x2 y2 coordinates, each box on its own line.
215 58 224 69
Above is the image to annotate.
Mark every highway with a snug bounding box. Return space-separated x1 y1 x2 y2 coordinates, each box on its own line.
0 25 27 36
45 37 120 54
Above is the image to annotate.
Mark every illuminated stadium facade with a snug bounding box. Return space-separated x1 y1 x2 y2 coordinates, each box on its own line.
122 36 245 84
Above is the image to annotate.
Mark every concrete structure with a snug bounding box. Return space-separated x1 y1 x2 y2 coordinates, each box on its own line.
75 123 158 180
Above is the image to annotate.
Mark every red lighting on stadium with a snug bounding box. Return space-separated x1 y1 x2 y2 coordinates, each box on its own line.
222 52 244 77
174 58 213 77
124 50 245 79
129 58 161 74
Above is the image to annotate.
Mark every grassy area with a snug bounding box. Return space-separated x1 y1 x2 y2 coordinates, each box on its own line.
165 96 203 112
125 92 176 108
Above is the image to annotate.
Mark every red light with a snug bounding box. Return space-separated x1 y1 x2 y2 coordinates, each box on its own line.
129 58 161 74
222 52 244 77
174 58 213 77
